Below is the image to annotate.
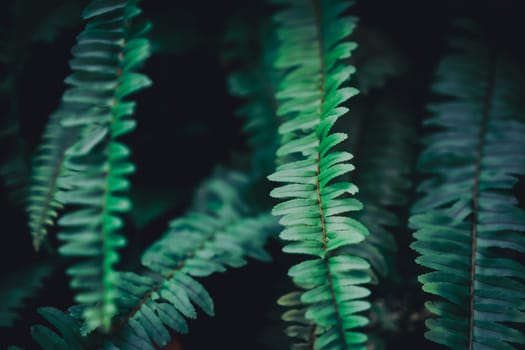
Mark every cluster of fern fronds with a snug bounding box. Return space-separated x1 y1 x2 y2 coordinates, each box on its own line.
1 0 524 349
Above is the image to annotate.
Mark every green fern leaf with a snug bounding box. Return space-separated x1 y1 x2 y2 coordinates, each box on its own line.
28 0 152 332
31 171 277 348
111 207 276 348
22 17 84 250
31 325 69 350
102 172 275 348
410 21 525 349
31 307 95 350
268 0 371 349
27 113 81 250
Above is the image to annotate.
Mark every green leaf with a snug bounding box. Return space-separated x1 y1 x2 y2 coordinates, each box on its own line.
269 3 369 349
31 325 68 350
134 303 171 348
31 0 153 332
410 22 525 349
172 273 214 316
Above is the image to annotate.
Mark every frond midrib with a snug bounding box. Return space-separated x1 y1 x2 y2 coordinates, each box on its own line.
311 0 348 346
113 216 237 334
29 122 80 251
98 29 128 328
468 50 497 349
113 237 210 333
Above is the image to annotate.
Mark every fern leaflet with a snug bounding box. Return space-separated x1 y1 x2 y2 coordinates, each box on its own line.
28 113 80 250
268 0 371 348
30 0 152 332
32 171 278 349
410 21 525 349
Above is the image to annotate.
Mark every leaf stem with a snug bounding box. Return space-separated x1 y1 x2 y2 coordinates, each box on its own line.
312 0 348 346
468 51 496 349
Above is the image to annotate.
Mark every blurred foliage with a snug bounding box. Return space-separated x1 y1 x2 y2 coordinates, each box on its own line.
0 0 524 349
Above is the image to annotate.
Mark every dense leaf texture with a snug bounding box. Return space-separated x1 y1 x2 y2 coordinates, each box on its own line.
31 307 90 350
107 174 275 349
410 24 525 349
1 1 85 215
29 0 152 332
268 0 370 349
32 171 278 349
27 110 80 250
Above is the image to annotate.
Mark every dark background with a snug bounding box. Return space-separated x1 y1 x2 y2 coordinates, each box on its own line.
1 0 524 349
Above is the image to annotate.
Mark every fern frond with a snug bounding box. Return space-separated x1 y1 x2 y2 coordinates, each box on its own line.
29 0 152 332
27 113 80 250
410 21 525 349
107 211 275 349
0 262 54 327
0 1 83 216
32 307 90 350
2 0 86 215
118 173 274 348
277 289 317 349
268 1 371 348
32 171 277 349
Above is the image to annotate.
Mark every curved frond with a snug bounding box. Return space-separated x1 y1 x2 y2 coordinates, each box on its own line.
30 0 152 332
268 1 371 348
32 171 278 349
410 21 525 349
27 114 80 250
106 210 275 349
4 1 83 221
106 173 275 348
31 307 90 350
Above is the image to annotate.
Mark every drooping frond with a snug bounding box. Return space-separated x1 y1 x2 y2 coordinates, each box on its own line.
277 289 317 349
268 1 371 349
0 262 54 327
342 95 416 278
410 21 525 349
105 173 275 349
30 0 152 332
27 114 80 250
104 213 275 349
224 11 281 179
32 307 92 350
32 171 278 349
1 0 84 215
